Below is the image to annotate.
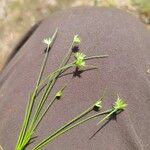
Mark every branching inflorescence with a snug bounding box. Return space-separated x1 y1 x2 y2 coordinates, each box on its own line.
12 28 127 150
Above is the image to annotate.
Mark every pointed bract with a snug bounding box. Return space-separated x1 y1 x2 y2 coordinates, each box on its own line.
113 96 127 110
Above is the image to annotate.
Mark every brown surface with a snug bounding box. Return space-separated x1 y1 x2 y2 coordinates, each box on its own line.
0 7 150 150
0 0 149 71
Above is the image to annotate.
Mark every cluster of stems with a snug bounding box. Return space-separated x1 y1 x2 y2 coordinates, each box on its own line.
14 28 126 150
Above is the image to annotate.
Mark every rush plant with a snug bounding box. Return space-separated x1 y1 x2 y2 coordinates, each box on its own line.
12 28 127 150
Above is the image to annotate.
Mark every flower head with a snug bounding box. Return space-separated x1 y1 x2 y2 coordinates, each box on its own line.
94 100 102 109
55 90 62 98
73 35 81 46
43 38 52 46
113 95 127 110
74 52 86 68
55 86 66 99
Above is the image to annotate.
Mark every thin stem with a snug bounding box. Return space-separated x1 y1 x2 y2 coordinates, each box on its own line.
38 54 109 87
28 63 74 128
25 41 75 146
38 88 106 143
61 40 74 66
97 108 117 125
32 66 73 125
21 42 75 147
27 40 75 128
22 96 57 147
39 63 75 87
32 92 106 150
15 28 58 150
46 105 93 137
32 84 67 132
84 65 98 69
39 39 75 88
35 28 58 89
85 55 109 60
32 96 56 132
32 109 113 150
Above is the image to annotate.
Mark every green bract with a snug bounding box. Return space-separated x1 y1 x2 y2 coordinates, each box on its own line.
113 96 127 110
74 52 86 68
73 35 81 46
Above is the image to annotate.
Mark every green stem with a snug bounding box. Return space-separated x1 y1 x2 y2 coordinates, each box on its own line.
38 63 75 87
21 42 75 147
30 36 74 124
84 55 109 60
61 40 74 66
28 63 74 128
26 41 75 147
22 96 57 147
97 108 117 125
15 28 58 150
31 91 107 150
28 39 75 127
38 39 75 88
30 44 74 127
22 85 66 146
32 96 56 132
46 105 93 138
32 108 112 150
38 54 109 87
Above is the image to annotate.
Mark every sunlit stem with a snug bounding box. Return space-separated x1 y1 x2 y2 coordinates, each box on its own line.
32 108 113 150
15 28 58 149
39 62 75 87
32 92 106 150
97 108 117 125
21 39 76 147
32 85 66 132
85 55 109 60
39 54 108 87
28 63 74 127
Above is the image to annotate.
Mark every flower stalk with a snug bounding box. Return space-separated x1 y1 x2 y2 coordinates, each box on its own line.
15 28 58 150
32 97 103 150
16 34 82 149
32 96 127 150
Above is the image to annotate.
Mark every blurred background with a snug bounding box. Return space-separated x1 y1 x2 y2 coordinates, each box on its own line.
0 0 150 70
